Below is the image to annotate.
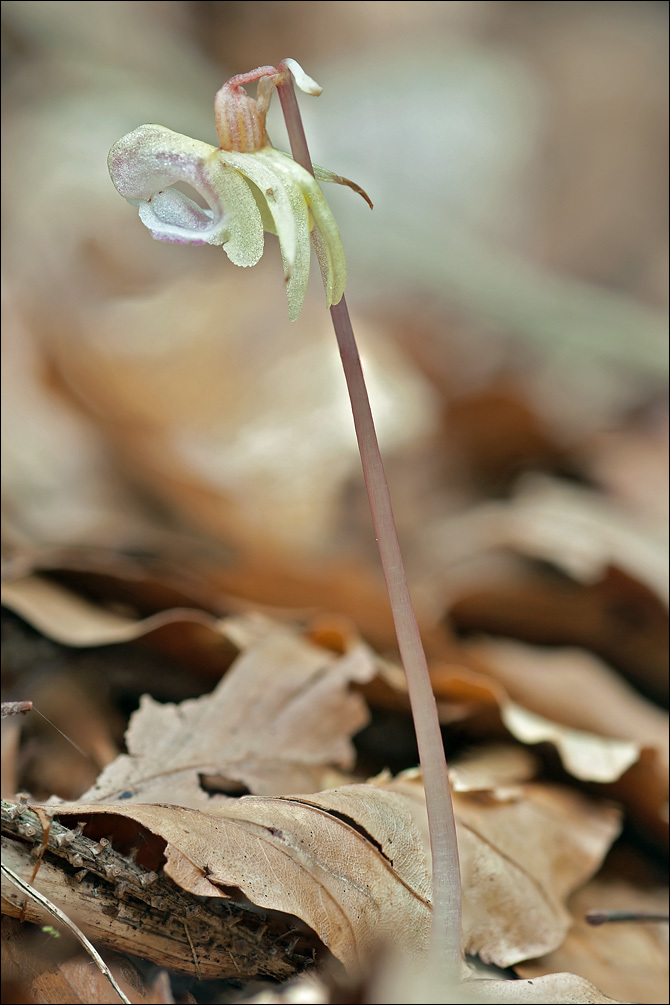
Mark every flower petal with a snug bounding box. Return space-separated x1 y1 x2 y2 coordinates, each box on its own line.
219 147 312 321
314 164 374 210
137 188 215 245
108 124 264 266
235 147 346 311
300 171 347 308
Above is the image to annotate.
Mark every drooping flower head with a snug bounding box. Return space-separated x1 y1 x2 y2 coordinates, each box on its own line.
108 59 371 321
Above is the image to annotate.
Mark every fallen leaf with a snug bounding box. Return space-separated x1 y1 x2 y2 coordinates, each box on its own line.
367 946 630 1003
0 576 220 648
464 971 630 1003
49 789 433 972
499 704 639 783
77 620 376 803
510 477 667 602
384 770 621 968
1 915 151 1004
464 639 668 756
430 661 649 788
462 639 669 840
516 879 669 1005
22 754 618 977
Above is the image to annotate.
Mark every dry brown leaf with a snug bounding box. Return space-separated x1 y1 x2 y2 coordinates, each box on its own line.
361 930 632 1003
464 972 630 1003
1 284 148 556
29 755 619 976
0 576 221 648
1 915 151 1004
461 639 669 840
383 770 621 968
410 656 654 788
516 879 669 1005
500 704 640 784
77 620 376 804
41 269 437 560
485 477 667 604
47 790 433 973
465 639 668 756
370 951 630 1003
585 416 669 527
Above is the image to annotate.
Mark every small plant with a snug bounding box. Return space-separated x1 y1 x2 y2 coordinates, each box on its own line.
108 58 462 977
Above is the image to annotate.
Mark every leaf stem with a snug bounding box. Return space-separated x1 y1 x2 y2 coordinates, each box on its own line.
276 64 462 975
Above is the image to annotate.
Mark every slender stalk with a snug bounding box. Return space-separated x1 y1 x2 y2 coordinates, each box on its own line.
277 67 462 974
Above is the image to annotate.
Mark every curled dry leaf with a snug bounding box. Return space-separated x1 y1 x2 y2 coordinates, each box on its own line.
464 971 630 1004
499 704 640 784
386 644 663 828
0 575 221 648
464 639 669 759
43 790 432 973
462 639 669 841
426 475 668 699
441 475 668 604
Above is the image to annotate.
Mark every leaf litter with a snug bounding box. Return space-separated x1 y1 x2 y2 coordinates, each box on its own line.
2 570 667 1001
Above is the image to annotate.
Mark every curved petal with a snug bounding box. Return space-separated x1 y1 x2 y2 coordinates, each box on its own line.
217 147 299 273
219 147 312 321
252 150 347 308
108 124 264 266
314 164 373 210
299 170 347 308
137 188 215 245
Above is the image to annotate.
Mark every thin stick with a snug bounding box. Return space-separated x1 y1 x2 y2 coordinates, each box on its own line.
1 701 33 718
276 64 462 975
586 909 670 926
1 862 132 1004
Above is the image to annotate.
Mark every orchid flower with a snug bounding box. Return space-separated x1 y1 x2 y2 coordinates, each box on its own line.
110 59 462 973
108 59 371 321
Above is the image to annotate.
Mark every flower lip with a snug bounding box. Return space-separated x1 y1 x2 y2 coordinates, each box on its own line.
138 187 215 245
108 123 265 264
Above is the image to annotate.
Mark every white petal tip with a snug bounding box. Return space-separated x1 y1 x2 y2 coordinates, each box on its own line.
282 58 322 96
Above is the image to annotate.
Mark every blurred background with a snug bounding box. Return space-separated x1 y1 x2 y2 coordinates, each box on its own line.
1 0 668 693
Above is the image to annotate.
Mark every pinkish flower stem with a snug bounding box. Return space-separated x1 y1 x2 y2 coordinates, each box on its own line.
276 65 462 975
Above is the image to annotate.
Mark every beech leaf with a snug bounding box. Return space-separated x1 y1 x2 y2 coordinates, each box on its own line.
384 768 621 968
77 620 377 804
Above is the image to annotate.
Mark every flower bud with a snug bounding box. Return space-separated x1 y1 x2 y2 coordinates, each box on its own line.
214 66 277 152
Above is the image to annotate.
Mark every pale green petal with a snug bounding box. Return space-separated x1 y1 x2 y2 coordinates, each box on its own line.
246 178 278 236
277 179 311 321
298 170 347 308
220 147 314 320
217 148 298 276
212 157 265 267
245 149 347 309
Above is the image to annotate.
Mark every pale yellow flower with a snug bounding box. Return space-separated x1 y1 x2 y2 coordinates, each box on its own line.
108 60 370 320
